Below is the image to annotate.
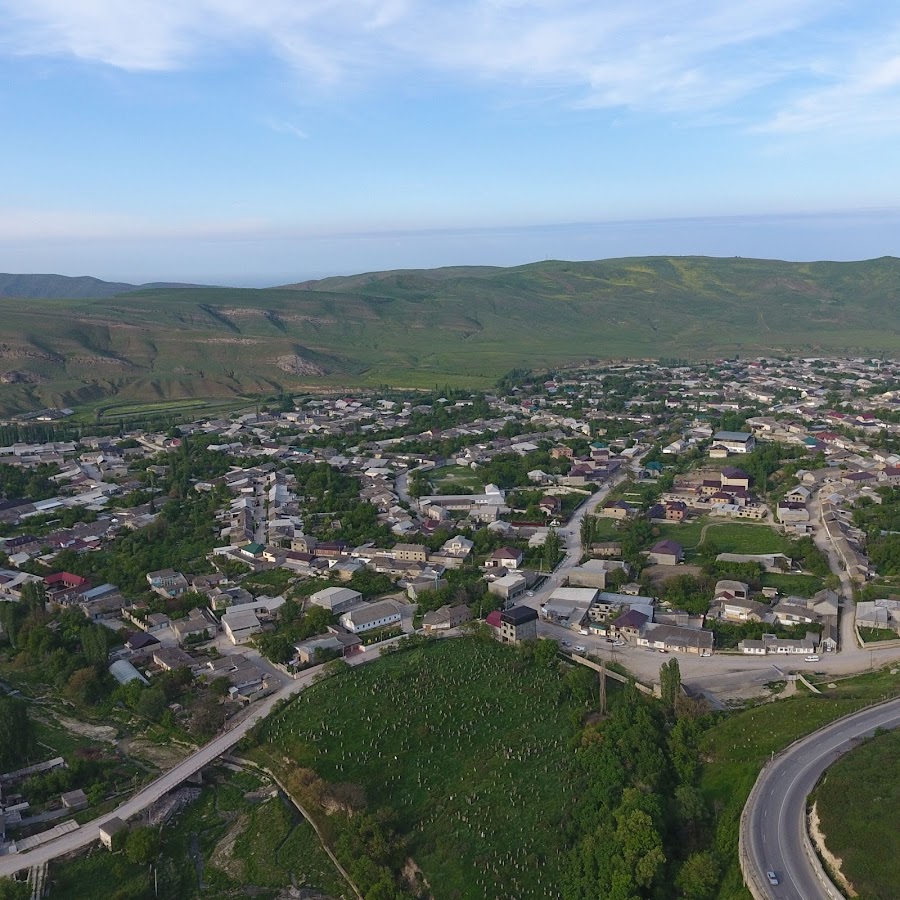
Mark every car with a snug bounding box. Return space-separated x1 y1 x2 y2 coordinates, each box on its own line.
805 655 820 662
658 648 668 653
574 645 586 653
612 640 625 647
525 590 534 597
766 871 779 886
561 640 571 647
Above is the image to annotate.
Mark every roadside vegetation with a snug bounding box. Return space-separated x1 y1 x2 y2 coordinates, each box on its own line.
813 728 900 900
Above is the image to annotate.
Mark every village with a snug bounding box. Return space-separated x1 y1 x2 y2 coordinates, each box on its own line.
4 354 900 869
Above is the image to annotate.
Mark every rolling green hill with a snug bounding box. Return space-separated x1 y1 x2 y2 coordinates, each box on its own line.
1 255 899 413
0 273 209 300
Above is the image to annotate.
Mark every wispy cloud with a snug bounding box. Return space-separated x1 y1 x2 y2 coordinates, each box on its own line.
264 118 309 140
2 0 899 134
758 31 900 135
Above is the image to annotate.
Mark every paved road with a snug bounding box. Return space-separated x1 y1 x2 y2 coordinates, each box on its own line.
743 696 900 899
0 640 397 878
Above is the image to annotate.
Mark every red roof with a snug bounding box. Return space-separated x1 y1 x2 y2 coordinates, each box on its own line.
45 572 89 588
485 610 502 628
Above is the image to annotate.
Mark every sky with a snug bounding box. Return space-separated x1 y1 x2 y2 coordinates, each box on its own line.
1 0 900 284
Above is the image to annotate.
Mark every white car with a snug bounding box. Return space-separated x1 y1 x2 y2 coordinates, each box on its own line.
525 590 534 597
805 655 820 662
766 871 779 886
574 645 586 653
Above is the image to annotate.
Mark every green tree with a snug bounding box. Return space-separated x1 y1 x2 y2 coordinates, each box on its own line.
0 696 36 770
64 666 105 706
659 658 681 712
0 878 30 900
676 851 721 900
125 826 160 865
80 624 110 666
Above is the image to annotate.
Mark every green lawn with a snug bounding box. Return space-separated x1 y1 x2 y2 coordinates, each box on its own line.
253 638 581 900
428 464 484 492
814 729 900 900
654 518 709 549
859 626 900 644
700 522 793 555
759 572 825 598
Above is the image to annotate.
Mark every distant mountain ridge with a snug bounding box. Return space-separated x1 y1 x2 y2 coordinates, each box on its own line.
1 255 900 415
0 273 211 300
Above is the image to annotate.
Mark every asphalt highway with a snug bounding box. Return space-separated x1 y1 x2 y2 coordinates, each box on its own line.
743 696 900 899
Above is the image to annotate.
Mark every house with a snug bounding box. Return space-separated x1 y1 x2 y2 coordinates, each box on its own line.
44 572 91 605
492 606 538 644
713 595 769 623
739 632 818 655
221 610 262 644
487 572 527 604
309 587 363 615
146 568 189 598
339 600 404 634
772 600 821 626
637 623 713 655
541 587 598 630
487 547 524 569
611 608 650 641
392 543 428 562
665 501 687 522
126 631 160 654
567 559 628 590
538 496 562 516
646 540 684 566
173 608 215 646
152 646 196 672
422 604 473 631
601 500 635 520
714 579 749 601
784 485 812 504
720 467 751 490
292 632 361 665
711 431 755 454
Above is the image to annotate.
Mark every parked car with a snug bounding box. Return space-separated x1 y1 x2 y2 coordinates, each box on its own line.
805 655 820 662
574 645 586 653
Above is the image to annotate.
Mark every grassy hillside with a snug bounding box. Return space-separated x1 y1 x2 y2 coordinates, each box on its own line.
252 638 581 899
813 728 900 900
0 273 205 300
2 255 900 413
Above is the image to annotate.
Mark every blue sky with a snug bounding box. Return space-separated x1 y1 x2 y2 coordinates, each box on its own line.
1 0 900 284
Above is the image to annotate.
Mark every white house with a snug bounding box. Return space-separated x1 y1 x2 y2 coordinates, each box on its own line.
339 600 403 634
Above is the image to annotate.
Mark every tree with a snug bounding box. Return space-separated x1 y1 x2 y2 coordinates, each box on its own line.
676 851 721 900
543 528 561 570
0 878 30 900
135 686 167 721
0 696 36 770
80 624 109 666
659 658 681 712
64 666 105 706
125 826 160 864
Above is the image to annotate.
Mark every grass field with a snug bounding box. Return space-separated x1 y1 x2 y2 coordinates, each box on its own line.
814 729 900 900
759 572 825 597
653 518 792 560
428 463 484 492
49 767 346 899
253 638 582 899
6 255 900 413
858 626 900 643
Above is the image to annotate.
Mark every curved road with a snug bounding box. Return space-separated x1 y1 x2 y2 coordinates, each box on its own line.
743 696 900 899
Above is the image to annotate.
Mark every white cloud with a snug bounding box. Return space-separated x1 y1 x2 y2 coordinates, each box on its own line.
759 33 900 135
264 118 309 140
3 0 899 133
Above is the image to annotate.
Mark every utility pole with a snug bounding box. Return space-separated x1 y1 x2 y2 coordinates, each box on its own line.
599 660 607 717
